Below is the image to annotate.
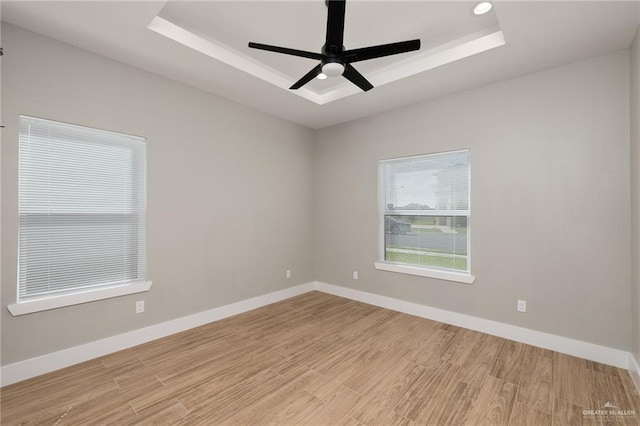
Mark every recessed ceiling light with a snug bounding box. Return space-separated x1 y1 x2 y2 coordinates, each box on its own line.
473 1 493 15
316 73 328 80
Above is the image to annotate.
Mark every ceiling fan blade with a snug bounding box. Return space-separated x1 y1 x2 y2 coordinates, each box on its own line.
343 39 421 63
325 0 346 54
290 64 324 90
248 42 324 60
343 63 373 92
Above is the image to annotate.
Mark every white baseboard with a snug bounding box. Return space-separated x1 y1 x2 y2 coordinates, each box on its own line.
315 282 631 369
2 280 635 387
629 353 640 395
0 282 315 387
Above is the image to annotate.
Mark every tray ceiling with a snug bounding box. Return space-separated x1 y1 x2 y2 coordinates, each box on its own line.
1 1 639 128
150 1 504 104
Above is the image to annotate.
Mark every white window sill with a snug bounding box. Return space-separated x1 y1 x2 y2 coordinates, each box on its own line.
374 261 475 284
7 281 153 316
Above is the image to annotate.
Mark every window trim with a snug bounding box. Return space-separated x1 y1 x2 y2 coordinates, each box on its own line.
7 280 152 316
13 115 149 312
377 149 472 281
374 261 475 284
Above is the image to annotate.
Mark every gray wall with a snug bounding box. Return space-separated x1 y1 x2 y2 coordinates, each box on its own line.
1 22 636 367
0 24 316 365
314 50 631 350
0 11 3 368
631 26 640 363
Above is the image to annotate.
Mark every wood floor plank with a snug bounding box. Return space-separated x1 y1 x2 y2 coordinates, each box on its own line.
180 369 288 424
219 369 320 425
467 376 518 426
392 362 447 420
2 291 639 425
552 398 583 426
260 391 324 425
56 389 138 425
414 377 480 425
114 368 165 402
491 339 526 384
0 361 120 424
617 368 640 414
455 333 503 387
2 405 70 426
310 338 379 380
134 398 189 425
588 369 633 410
440 327 483 367
173 360 283 412
354 311 410 351
343 345 413 396
587 360 623 377
337 307 396 339
347 363 426 426
517 345 553 414
587 369 639 426
335 415 366 426
553 352 590 408
509 401 552 426
407 327 458 367
293 385 362 425
274 335 345 377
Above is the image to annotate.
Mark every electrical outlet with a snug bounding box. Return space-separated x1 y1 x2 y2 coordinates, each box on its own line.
136 300 145 314
517 299 526 313
353 271 359 280
286 269 291 279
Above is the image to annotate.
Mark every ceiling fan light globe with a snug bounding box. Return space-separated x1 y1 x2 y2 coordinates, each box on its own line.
322 62 345 77
316 73 328 80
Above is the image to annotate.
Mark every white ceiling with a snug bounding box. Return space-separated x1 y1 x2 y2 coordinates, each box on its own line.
2 1 639 129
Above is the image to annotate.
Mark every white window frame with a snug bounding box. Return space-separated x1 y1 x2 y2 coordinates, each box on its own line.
374 149 475 284
8 116 152 316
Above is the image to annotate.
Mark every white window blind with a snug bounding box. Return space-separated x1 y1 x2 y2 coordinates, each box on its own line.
379 150 470 274
18 116 146 301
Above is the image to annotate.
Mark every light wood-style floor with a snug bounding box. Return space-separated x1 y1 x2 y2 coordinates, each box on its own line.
2 291 639 425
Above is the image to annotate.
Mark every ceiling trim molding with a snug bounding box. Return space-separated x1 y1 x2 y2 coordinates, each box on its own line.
148 16 322 104
149 16 505 106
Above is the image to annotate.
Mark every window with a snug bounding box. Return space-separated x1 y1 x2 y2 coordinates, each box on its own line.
376 150 473 283
12 116 148 314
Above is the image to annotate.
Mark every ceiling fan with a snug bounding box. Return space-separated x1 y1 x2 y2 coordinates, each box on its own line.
248 0 421 92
